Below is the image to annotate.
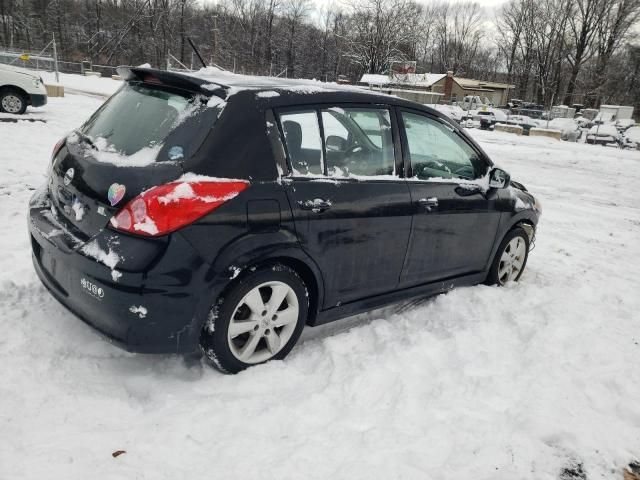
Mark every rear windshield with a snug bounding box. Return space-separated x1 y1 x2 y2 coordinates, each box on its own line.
79 83 218 164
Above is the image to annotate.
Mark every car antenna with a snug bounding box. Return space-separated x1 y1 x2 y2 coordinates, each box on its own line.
187 37 207 69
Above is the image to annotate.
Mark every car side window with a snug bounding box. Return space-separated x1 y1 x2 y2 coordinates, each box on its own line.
401 111 485 181
321 107 395 178
279 111 323 175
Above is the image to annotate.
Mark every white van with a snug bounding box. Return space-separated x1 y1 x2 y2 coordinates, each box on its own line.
0 63 48 114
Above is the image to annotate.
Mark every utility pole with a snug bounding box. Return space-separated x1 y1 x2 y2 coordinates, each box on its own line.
212 15 218 65
546 93 555 129
52 33 59 83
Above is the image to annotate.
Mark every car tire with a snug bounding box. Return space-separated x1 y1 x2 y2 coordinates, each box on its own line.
200 263 309 374
0 89 27 114
486 227 530 286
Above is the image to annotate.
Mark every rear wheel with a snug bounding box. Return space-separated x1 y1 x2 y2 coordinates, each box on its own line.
486 227 530 286
0 89 27 114
200 264 308 374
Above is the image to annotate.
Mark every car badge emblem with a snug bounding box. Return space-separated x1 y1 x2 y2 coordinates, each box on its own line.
63 168 75 186
108 183 126 206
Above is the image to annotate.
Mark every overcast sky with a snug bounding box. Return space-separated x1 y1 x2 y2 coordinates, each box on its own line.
308 0 510 14
202 0 511 15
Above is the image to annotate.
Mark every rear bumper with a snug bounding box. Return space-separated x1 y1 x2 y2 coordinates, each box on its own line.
29 93 47 107
28 189 215 354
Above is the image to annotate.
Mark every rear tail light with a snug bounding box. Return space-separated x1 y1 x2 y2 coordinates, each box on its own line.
110 180 249 237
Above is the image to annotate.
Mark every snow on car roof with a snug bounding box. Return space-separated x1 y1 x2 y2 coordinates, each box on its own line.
183 66 360 93
625 126 640 142
119 65 389 102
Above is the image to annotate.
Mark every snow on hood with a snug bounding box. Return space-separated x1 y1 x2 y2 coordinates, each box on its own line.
625 127 640 142
588 124 618 136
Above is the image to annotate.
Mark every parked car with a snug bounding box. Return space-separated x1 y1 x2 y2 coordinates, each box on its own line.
615 118 635 133
477 111 496 130
462 116 481 129
574 116 593 129
476 109 508 130
546 118 582 141
512 106 544 120
29 66 541 373
621 126 640 150
0 63 47 114
586 124 620 146
505 115 540 135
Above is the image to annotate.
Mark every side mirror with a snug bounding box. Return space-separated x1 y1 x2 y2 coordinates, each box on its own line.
489 167 510 189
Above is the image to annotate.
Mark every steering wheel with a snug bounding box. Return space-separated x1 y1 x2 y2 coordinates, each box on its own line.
421 160 452 175
343 143 367 158
330 143 368 169
453 165 475 178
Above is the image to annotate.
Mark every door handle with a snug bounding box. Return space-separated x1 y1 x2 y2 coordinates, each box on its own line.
417 197 438 211
299 198 332 213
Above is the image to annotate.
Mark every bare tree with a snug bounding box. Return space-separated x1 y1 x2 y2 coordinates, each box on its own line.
589 0 640 104
432 1 484 75
563 0 610 104
344 0 421 74
282 0 309 77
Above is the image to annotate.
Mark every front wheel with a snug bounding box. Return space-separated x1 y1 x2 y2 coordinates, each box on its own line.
0 89 27 114
200 264 309 374
486 227 530 286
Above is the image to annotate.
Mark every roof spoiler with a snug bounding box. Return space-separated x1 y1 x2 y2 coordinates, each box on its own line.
116 66 228 100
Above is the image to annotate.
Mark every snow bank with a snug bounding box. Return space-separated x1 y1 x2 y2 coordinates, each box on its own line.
40 71 122 97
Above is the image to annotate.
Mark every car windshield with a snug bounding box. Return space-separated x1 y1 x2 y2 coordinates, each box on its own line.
80 83 201 158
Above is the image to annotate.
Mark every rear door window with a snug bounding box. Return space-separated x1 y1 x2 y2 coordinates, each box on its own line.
321 108 394 178
277 106 396 179
279 110 323 175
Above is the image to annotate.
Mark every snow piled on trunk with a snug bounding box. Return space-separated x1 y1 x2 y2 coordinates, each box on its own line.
1 89 640 480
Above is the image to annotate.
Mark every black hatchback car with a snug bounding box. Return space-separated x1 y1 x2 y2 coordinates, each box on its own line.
29 66 541 373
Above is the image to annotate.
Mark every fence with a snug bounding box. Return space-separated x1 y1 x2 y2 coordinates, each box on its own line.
1 47 119 78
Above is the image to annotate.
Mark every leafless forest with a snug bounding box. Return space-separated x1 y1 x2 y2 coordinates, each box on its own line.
1 0 639 107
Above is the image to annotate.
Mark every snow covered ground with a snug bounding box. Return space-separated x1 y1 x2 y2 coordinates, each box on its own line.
41 70 122 97
1 91 640 480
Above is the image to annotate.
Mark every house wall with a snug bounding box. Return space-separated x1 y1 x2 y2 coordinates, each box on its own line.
432 78 510 106
379 88 443 105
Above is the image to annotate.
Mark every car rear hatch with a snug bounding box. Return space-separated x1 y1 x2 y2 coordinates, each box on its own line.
48 68 227 241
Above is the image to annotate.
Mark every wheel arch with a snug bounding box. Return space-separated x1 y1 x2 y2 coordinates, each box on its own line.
508 211 538 242
204 244 325 328
485 210 538 272
0 84 28 99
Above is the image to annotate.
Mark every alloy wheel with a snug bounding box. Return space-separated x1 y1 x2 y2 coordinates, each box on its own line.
227 281 299 364
497 236 527 284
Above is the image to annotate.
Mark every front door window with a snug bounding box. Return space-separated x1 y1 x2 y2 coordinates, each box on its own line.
401 111 486 181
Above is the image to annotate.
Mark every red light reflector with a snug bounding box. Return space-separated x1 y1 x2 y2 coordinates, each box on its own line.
52 137 66 160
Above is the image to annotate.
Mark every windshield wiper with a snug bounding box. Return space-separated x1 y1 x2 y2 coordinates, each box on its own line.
74 130 97 150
